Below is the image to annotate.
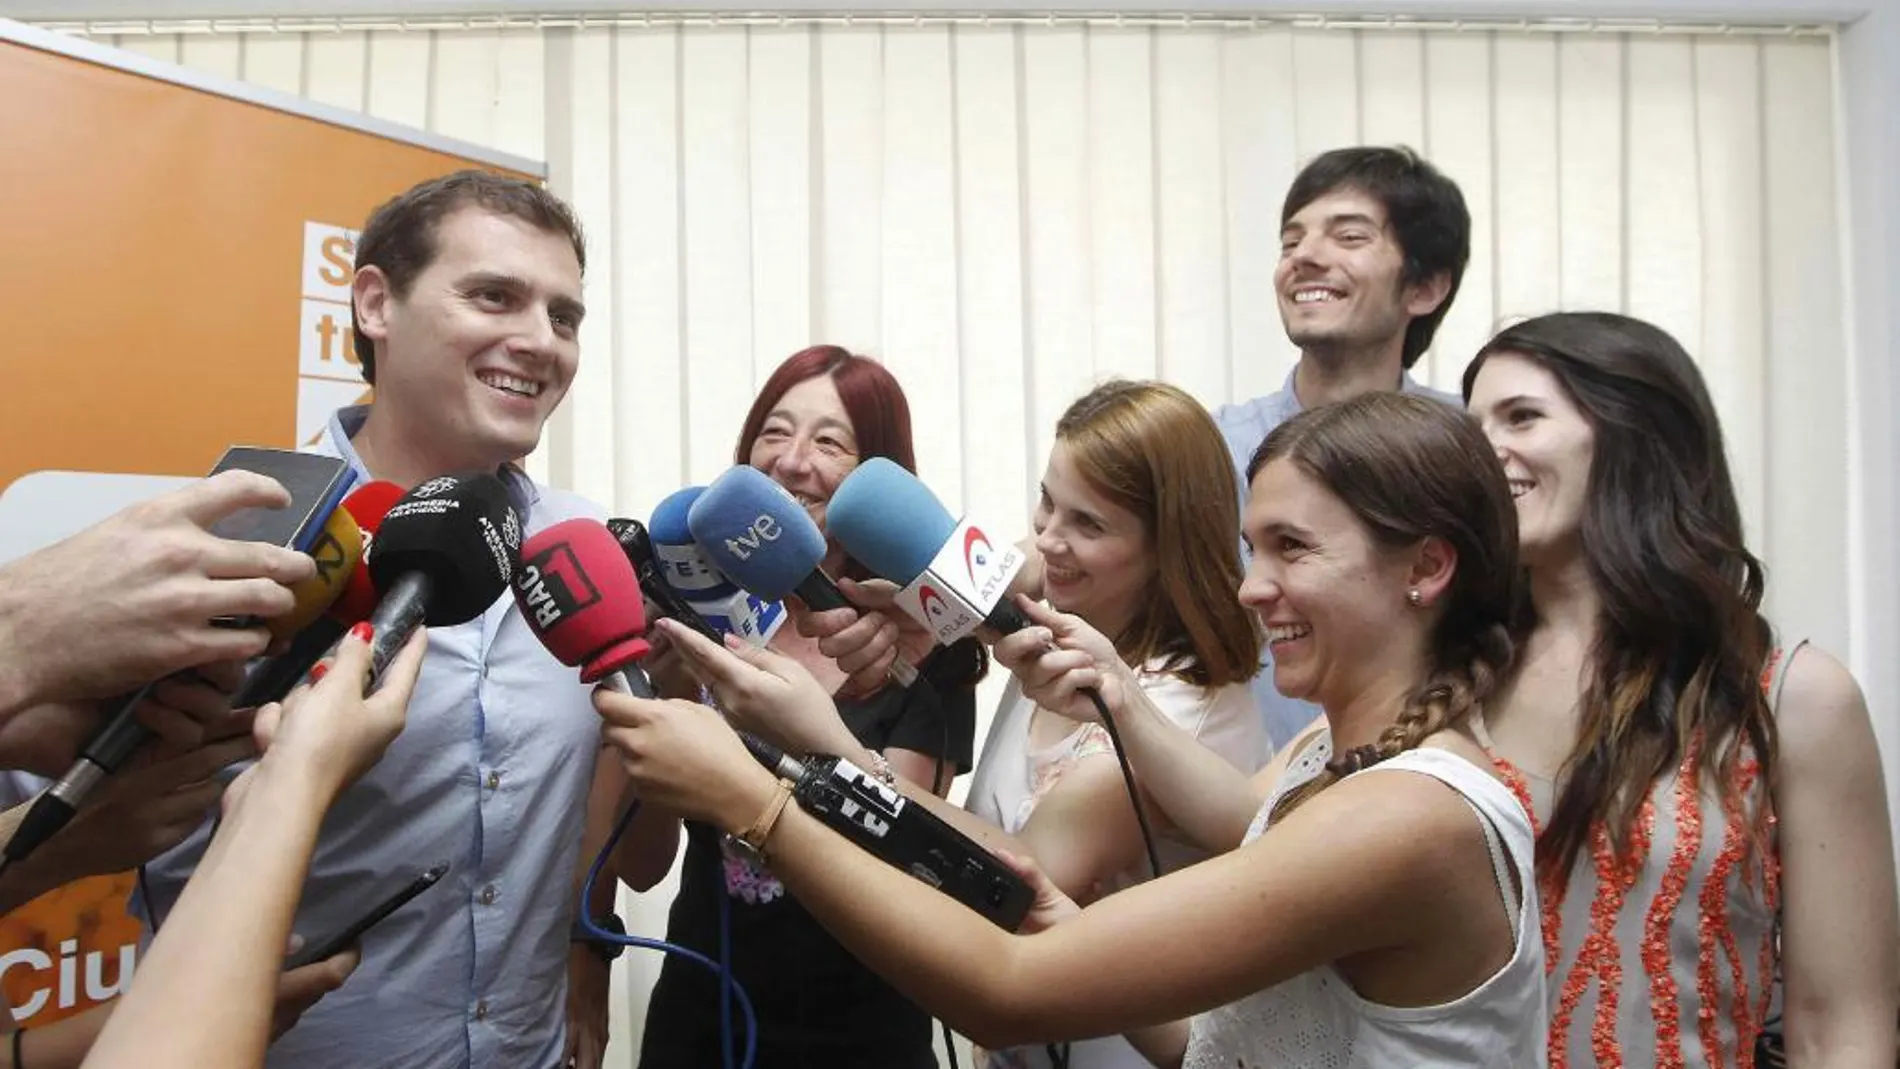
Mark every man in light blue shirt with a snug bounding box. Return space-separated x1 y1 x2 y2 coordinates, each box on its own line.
135 171 623 1069
1213 146 1472 749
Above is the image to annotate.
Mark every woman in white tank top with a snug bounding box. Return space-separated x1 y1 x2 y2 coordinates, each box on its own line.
596 394 1551 1068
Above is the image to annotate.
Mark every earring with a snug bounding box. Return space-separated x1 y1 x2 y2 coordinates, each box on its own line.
1406 588 1423 607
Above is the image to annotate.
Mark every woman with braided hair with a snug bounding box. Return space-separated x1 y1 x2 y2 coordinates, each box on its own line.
591 390 1549 1068
1463 312 1896 1068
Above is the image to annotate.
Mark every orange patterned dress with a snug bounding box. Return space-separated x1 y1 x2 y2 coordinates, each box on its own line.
1476 643 1797 1069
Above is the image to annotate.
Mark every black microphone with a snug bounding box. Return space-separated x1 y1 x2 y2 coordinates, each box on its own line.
605 518 719 643
358 473 523 686
738 734 1032 930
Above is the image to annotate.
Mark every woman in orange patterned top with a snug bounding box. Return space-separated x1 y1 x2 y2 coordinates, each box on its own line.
1462 311 1897 1068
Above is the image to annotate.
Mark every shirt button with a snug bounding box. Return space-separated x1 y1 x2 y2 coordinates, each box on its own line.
479 884 496 905
474 999 488 1020
486 770 501 790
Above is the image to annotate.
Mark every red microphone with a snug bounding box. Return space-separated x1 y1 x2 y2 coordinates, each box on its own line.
231 478 407 709
512 518 655 696
329 480 406 626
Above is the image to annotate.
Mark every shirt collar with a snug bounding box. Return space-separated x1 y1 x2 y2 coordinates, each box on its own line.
323 404 540 516
1279 362 1436 414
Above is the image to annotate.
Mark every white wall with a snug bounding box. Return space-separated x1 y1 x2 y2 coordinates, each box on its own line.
31 6 1884 1067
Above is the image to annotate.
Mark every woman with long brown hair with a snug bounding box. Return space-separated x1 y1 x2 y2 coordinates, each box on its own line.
1463 311 1896 1067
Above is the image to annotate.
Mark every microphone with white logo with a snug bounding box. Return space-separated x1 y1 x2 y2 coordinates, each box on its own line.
513 518 656 698
684 467 917 687
825 458 1162 878
824 458 1031 645
648 485 788 648
360 472 523 686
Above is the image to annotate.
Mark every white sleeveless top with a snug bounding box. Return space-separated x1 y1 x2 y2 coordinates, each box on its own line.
1182 734 1550 1069
967 667 1266 1069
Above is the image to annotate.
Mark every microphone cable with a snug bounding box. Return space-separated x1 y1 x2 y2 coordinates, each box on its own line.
581 797 759 1069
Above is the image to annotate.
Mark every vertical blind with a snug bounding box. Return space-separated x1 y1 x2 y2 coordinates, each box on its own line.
84 18 1847 1066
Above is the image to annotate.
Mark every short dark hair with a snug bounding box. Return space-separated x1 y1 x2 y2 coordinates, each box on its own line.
1282 146 1470 370
351 169 587 383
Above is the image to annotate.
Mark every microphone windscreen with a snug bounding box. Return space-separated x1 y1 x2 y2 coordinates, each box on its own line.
330 479 406 624
825 457 959 584
514 519 651 681
369 473 523 626
686 466 829 602
267 505 363 640
648 486 737 597
648 486 702 547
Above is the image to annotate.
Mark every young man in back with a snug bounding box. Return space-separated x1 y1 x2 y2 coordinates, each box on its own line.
1214 146 1472 748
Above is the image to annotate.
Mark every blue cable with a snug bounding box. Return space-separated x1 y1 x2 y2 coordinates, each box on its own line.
719 863 735 1069
580 797 758 1069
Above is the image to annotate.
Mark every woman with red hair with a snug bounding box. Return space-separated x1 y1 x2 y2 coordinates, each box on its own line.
622 346 986 1069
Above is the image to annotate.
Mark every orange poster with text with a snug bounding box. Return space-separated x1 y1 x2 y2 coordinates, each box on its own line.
0 21 540 1028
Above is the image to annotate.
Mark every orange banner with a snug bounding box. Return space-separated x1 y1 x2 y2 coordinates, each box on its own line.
0 21 542 1027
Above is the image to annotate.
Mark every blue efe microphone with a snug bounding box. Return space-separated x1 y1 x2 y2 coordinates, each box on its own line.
650 486 787 647
825 458 1032 641
649 486 742 599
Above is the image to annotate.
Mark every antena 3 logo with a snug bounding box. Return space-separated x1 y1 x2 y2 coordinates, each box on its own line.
514 542 600 630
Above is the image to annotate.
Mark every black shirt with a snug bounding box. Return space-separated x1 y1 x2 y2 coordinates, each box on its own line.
638 656 979 1069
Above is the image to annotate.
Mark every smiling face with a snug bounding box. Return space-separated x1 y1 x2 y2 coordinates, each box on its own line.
353 205 584 471
747 374 862 532
1276 187 1444 362
1466 352 1596 568
1031 441 1156 641
1238 457 1431 708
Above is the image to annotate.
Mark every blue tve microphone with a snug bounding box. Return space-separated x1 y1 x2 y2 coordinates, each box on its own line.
686 466 919 685
649 486 787 648
825 458 1031 645
686 467 848 611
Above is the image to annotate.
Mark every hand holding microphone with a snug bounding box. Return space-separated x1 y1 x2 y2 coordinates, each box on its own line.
790 577 941 700
988 596 1134 725
236 622 430 811
0 469 318 715
652 617 863 759
825 458 1163 878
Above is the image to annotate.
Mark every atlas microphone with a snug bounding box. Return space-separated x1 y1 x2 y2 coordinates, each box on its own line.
605 517 719 642
738 734 1033 930
360 473 522 687
513 518 655 698
825 457 1032 643
686 467 920 687
828 459 1167 879
648 486 787 648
